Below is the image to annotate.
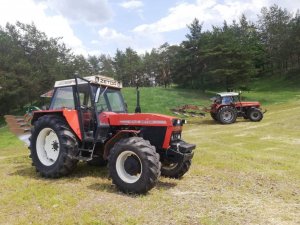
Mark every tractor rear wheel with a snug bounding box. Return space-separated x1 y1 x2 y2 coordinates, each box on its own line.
248 108 263 122
108 137 161 194
217 106 237 124
29 115 78 178
161 159 191 179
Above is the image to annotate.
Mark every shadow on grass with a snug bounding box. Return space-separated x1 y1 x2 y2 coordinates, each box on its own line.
9 162 109 180
87 179 178 197
156 180 177 190
189 120 218 125
9 163 178 195
189 118 252 125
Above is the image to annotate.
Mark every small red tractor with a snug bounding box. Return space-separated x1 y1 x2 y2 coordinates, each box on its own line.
209 92 264 124
29 76 195 193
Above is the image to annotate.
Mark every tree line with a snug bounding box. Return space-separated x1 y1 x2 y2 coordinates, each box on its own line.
0 4 299 114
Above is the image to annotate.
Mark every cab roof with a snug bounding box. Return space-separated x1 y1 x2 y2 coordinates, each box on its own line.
54 75 122 89
217 92 239 97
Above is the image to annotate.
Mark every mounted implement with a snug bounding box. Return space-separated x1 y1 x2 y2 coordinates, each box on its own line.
29 75 195 194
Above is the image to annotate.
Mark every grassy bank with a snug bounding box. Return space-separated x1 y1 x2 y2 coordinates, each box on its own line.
122 86 210 115
122 76 300 115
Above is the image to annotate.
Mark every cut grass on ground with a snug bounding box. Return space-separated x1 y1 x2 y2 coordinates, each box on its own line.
0 96 299 224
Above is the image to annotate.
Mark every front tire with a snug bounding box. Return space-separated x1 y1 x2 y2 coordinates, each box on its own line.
210 112 218 121
161 160 191 179
248 108 263 122
29 115 78 178
108 137 161 194
217 106 237 124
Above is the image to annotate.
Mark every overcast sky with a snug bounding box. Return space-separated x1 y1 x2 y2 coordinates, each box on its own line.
0 0 299 56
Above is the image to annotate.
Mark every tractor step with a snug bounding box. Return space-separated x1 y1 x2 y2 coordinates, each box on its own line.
83 137 95 142
78 148 93 153
76 156 93 161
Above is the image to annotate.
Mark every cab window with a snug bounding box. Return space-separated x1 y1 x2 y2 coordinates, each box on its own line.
106 91 125 112
50 86 75 110
77 84 92 107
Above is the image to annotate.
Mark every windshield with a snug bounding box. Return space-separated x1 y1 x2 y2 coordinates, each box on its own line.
93 86 126 113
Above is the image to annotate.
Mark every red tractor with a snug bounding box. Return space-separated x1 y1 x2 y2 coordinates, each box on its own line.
209 92 264 124
29 76 195 193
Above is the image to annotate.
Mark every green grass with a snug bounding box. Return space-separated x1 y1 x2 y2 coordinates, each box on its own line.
122 86 210 115
240 76 300 105
0 77 300 224
0 99 299 224
122 76 300 115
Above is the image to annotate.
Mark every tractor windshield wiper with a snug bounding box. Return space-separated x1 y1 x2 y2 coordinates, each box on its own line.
100 86 108 97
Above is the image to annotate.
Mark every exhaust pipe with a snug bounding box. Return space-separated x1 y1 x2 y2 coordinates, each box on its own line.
135 86 141 113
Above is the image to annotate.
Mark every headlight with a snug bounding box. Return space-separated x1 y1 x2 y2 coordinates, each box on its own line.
172 119 182 126
171 133 181 141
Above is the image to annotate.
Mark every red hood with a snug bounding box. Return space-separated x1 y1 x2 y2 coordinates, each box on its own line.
100 112 177 126
238 101 261 107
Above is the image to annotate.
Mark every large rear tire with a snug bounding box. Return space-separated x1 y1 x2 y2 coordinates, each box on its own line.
217 106 237 124
161 159 191 179
108 137 161 194
29 115 78 178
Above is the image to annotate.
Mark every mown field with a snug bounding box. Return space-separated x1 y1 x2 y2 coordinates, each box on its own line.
0 82 299 224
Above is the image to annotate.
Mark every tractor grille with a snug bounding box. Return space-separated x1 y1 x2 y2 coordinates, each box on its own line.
140 126 167 148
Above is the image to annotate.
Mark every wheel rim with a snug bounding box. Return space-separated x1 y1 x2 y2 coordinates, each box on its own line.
222 110 234 122
162 162 178 170
36 128 60 166
116 151 142 183
251 112 259 119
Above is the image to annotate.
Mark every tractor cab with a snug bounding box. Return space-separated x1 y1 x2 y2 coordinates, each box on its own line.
211 92 240 105
50 75 125 113
41 76 126 143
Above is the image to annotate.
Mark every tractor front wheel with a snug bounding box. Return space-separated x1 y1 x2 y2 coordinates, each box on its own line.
210 112 218 122
161 160 191 179
217 106 237 124
29 115 78 178
108 137 161 194
248 108 263 122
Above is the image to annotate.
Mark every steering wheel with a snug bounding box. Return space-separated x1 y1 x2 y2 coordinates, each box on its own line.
98 104 108 112
80 105 92 111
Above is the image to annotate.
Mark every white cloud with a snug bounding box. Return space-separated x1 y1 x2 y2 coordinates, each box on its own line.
97 27 164 54
34 0 113 25
120 0 143 9
133 0 300 34
98 27 132 43
0 0 91 56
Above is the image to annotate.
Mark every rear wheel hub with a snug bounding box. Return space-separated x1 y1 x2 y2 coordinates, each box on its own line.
36 128 60 166
223 111 233 121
